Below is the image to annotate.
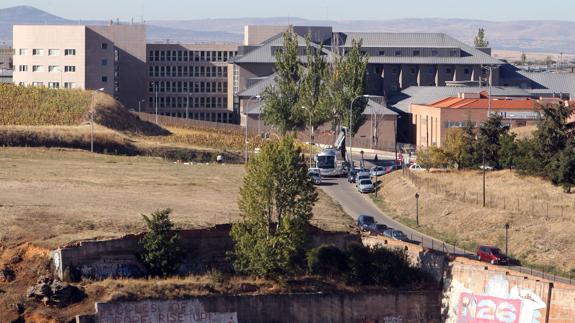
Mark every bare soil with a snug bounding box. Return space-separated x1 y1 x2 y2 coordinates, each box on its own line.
378 170 575 273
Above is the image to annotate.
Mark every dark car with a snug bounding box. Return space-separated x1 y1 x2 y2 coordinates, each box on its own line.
357 215 375 231
347 169 358 183
367 223 389 236
476 246 508 265
383 229 409 242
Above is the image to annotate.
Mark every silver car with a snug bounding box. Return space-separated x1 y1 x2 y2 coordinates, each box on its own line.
357 179 375 193
371 166 385 177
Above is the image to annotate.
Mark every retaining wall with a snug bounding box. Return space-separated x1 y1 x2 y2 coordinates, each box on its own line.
78 291 442 323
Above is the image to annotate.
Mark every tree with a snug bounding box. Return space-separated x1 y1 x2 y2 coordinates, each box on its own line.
548 142 575 193
262 27 305 135
499 132 518 170
443 126 476 169
298 35 331 137
327 39 369 135
534 103 574 167
230 136 318 279
139 209 182 277
476 114 508 169
545 56 554 68
474 28 489 47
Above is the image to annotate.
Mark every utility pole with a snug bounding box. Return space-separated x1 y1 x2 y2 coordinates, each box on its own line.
482 151 486 207
415 192 420 226
505 223 510 266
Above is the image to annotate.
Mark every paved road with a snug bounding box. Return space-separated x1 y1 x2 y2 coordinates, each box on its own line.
319 169 574 286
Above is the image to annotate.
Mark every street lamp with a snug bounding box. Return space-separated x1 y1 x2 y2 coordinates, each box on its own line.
481 65 497 117
244 95 261 163
360 150 364 168
138 99 145 113
349 94 382 169
301 106 314 169
90 88 105 153
505 223 510 265
415 192 420 226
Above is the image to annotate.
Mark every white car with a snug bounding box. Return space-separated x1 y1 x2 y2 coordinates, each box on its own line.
409 163 425 171
370 166 385 177
357 179 375 193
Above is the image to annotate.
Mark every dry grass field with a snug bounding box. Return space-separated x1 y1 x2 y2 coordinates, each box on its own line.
0 147 351 250
377 170 575 273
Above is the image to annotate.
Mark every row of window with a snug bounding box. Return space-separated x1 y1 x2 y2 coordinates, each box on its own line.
148 50 237 63
18 48 77 56
148 81 227 94
372 49 459 57
17 81 77 89
18 65 76 73
148 65 228 78
158 111 231 123
148 96 227 109
373 66 476 76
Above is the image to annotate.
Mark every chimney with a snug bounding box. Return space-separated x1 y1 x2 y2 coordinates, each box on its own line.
459 92 481 99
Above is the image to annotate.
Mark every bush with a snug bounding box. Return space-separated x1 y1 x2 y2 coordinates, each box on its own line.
306 245 348 277
345 243 373 285
139 209 182 277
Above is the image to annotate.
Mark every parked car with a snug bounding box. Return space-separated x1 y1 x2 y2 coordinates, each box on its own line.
357 215 375 231
367 223 389 236
384 164 398 174
308 172 321 185
357 179 375 193
476 246 508 265
355 174 371 184
347 169 358 183
356 168 371 177
371 166 386 177
409 163 425 171
383 229 409 241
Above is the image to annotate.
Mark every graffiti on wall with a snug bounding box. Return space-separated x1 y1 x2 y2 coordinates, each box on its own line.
451 274 546 323
96 299 238 323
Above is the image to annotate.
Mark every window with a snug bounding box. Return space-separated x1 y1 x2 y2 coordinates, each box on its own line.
378 50 385 56
32 82 44 87
450 50 458 57
464 68 470 75
64 82 76 89
32 65 43 72
395 50 401 56
32 49 44 56
64 66 76 73
19 48 27 56
431 50 439 57
101 43 108 49
48 49 60 56
48 82 59 89
446 68 452 74
18 65 28 72
101 59 108 66
101 76 108 82
413 50 421 56
64 49 76 56
48 65 60 72
410 67 417 74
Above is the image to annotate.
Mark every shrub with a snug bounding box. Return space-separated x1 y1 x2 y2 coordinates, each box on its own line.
306 244 348 277
139 209 182 277
345 243 373 285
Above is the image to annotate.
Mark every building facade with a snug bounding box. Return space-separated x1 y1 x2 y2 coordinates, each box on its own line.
12 24 147 109
411 92 540 148
146 43 237 123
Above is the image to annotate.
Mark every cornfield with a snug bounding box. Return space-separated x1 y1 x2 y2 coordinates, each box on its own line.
0 84 92 126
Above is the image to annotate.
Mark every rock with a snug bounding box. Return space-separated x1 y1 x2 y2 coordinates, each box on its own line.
0 266 15 282
27 276 85 307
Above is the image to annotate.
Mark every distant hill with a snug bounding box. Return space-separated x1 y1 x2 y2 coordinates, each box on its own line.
1 5 575 53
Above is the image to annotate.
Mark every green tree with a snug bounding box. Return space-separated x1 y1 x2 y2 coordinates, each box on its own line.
139 209 182 277
327 39 369 135
515 138 540 175
298 36 331 137
443 126 476 169
548 142 575 192
262 27 305 135
230 136 318 279
535 103 574 167
476 114 508 169
474 28 489 47
499 132 518 170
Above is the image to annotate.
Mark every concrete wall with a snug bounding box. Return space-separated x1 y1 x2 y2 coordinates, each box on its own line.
443 262 575 323
53 225 360 280
87 291 442 323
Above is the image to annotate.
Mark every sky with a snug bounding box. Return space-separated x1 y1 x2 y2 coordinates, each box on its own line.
2 0 575 21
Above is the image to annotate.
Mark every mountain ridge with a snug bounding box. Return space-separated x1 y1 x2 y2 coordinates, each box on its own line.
1 5 575 53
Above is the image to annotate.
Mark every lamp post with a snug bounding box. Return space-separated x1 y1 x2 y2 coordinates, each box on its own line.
244 95 261 163
505 223 510 265
349 94 382 169
360 150 364 168
138 99 145 113
90 88 105 153
415 192 420 226
481 65 496 117
301 106 314 169
482 151 486 207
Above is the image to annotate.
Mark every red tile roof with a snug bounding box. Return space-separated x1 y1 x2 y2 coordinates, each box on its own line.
429 96 539 110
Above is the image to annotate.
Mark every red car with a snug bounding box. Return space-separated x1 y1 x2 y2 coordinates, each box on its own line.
476 246 508 265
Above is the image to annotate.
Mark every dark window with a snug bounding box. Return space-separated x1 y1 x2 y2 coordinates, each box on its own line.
101 59 108 66
464 68 470 75
395 50 401 56
431 50 439 57
102 76 108 82
413 50 420 56
446 68 452 74
378 50 385 56
101 43 108 49
450 50 458 57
